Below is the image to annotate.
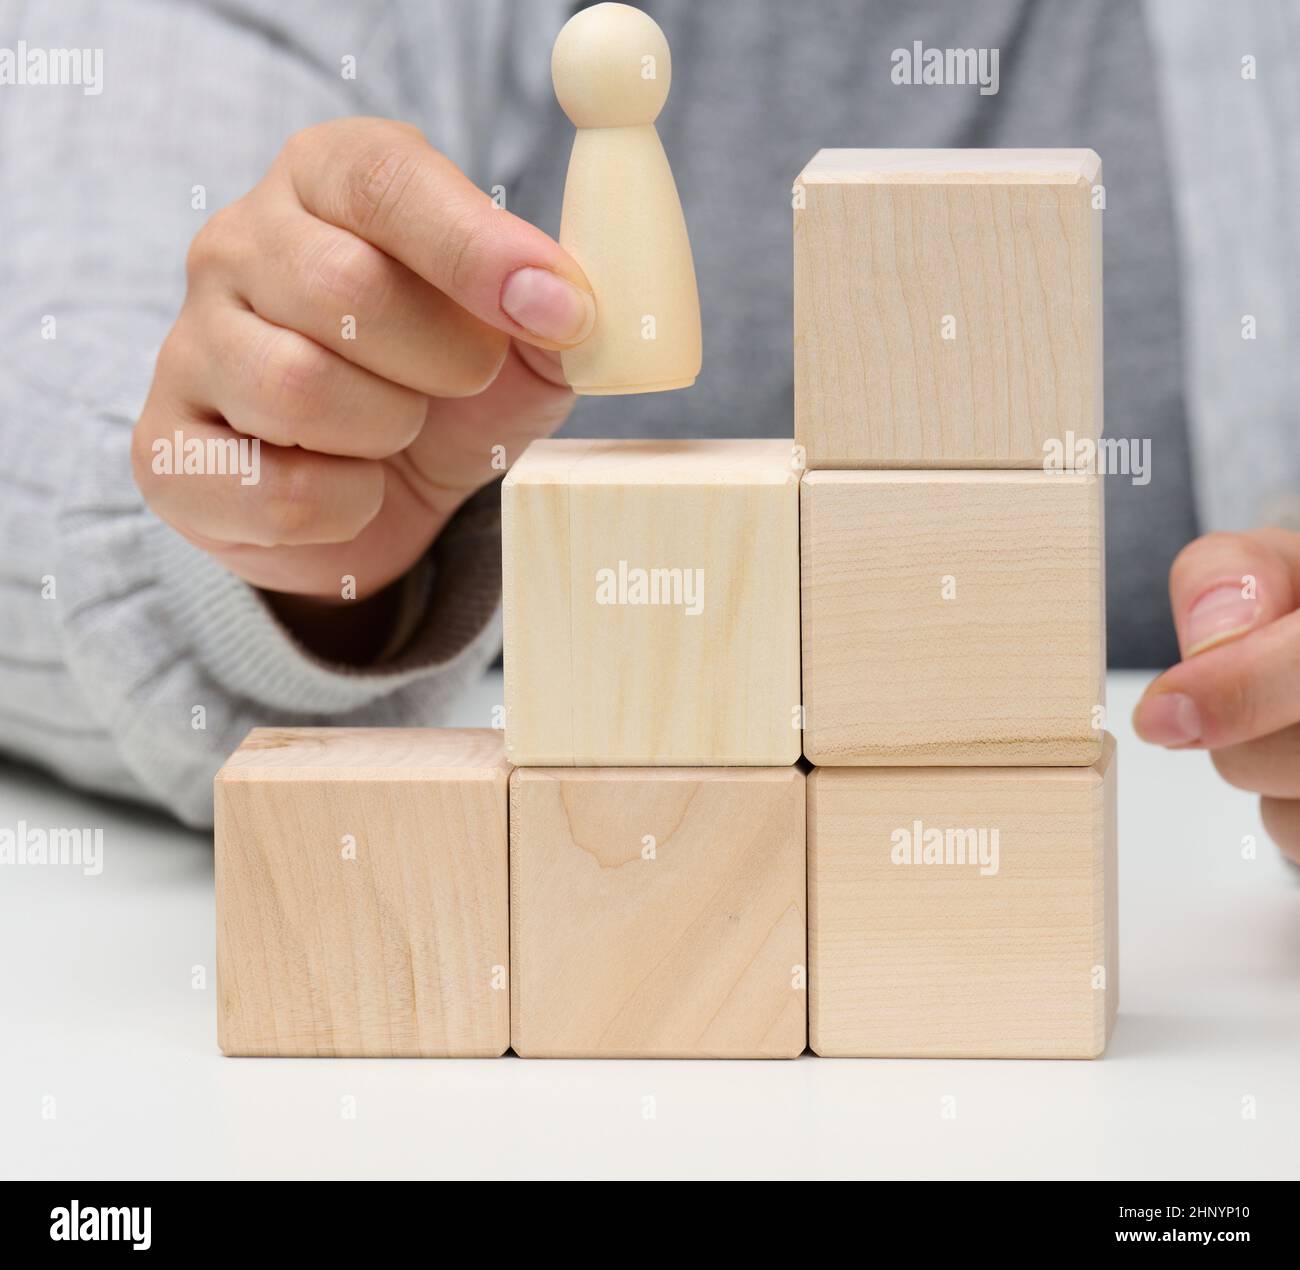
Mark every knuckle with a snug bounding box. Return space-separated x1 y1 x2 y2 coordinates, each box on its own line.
135 328 204 488
184 227 219 283
440 204 490 297
354 464 386 524
350 386 428 459
129 414 162 490
281 123 329 167
185 205 240 282
393 387 429 446
441 328 509 397
340 138 421 233
261 332 335 426
303 233 390 316
154 322 194 383
255 460 324 544
372 387 428 455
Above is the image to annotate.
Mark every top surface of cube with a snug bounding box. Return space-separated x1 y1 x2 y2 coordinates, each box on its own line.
799 148 1101 185
216 727 509 781
503 438 799 486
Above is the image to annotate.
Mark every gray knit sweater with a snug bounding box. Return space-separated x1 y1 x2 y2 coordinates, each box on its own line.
1 0 1297 825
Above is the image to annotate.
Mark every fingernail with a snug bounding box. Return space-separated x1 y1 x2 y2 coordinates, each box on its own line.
1183 584 1258 657
501 267 595 344
1133 692 1201 747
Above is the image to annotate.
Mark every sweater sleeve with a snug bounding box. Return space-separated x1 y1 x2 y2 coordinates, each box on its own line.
0 0 508 828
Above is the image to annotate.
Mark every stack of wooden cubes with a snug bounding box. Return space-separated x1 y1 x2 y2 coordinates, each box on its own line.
502 438 807 1057
797 149 1116 1059
213 148 1116 1062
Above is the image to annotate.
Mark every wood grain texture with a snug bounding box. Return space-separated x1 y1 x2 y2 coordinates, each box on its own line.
809 735 1117 1059
794 148 1102 467
215 728 510 1057
510 766 807 1057
801 469 1105 766
503 439 801 766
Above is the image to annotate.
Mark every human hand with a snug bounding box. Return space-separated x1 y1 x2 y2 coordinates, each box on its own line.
1133 529 1300 864
132 117 592 618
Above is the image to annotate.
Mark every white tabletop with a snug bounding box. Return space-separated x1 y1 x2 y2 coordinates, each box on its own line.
2 670 1296 1181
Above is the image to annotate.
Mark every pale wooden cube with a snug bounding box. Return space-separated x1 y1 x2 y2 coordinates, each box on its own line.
795 148 1102 467
215 728 510 1057
809 735 1118 1059
510 766 807 1057
503 438 801 766
801 469 1105 766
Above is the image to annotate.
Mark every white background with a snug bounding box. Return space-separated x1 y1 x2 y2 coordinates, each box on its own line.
1 670 1296 1180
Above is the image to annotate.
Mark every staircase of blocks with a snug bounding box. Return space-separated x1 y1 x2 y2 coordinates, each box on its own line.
214 149 1116 1060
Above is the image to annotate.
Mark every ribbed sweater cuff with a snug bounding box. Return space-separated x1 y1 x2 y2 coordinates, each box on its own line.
153 483 504 715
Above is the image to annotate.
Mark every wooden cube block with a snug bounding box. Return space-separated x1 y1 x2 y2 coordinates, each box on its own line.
801 469 1104 765
794 148 1102 467
510 767 807 1057
215 728 510 1057
809 736 1117 1058
503 439 801 765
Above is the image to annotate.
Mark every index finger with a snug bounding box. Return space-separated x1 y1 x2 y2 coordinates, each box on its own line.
1133 608 1300 750
1168 530 1298 658
282 119 594 349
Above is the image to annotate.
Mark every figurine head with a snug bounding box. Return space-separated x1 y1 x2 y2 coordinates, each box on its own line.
552 2 672 128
